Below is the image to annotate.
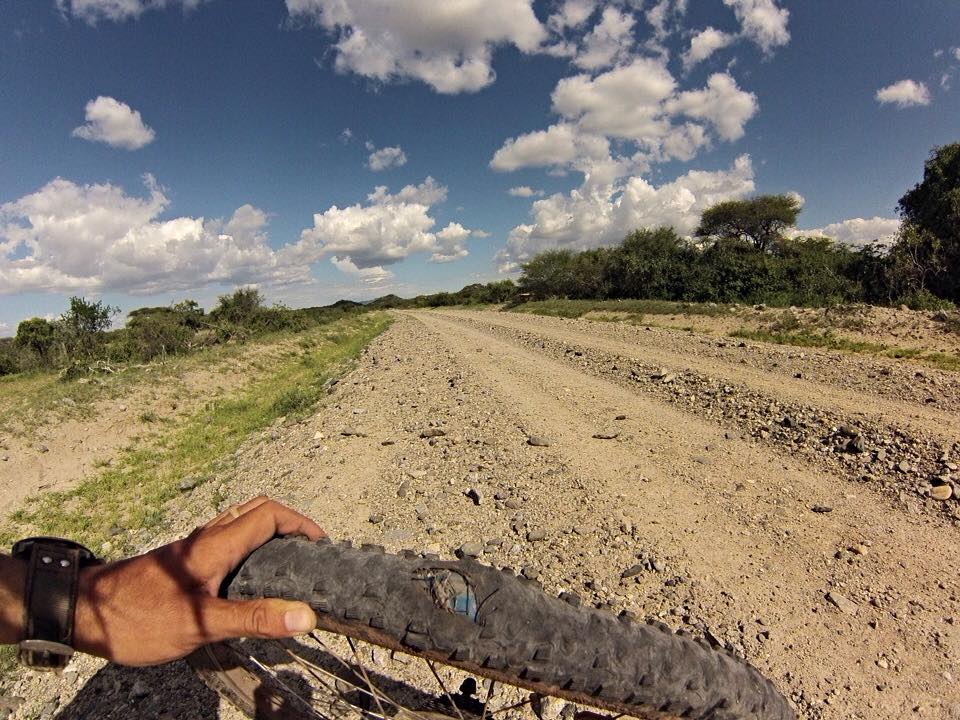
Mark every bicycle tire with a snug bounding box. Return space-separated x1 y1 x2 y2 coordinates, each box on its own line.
226 537 794 720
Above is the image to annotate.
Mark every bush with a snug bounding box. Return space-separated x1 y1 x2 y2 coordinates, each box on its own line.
271 386 318 415
898 289 955 311
58 297 118 361
210 288 266 326
126 310 196 360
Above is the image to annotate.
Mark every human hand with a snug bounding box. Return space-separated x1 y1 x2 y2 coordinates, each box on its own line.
74 496 325 666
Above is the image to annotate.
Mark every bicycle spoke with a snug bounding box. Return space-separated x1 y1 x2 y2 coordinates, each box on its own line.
487 698 534 717
423 658 466 720
346 637 390 720
244 649 328 718
479 679 496 720
304 632 443 720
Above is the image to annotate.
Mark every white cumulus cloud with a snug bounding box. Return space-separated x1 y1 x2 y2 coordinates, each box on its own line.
666 72 758 141
722 0 789 53
572 6 636 70
366 145 408 171
329 256 394 284
57 0 205 24
71 96 155 150
547 0 597 33
497 154 755 270
0 176 294 295
281 177 473 272
0 174 474 295
682 27 736 70
366 177 447 205
508 186 545 198
492 60 756 177
798 217 901 248
491 123 609 172
875 79 931 108
285 0 547 94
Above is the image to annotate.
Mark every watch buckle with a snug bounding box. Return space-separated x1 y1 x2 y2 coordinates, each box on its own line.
18 639 75 670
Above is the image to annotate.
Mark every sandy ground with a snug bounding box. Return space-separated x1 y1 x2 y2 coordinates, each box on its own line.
0 339 300 517
3 310 959 720
586 303 960 356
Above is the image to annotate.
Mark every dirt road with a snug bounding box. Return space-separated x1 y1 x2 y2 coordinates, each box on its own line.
7 309 960 720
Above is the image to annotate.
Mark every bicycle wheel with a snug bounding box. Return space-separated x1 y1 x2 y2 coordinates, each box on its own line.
192 536 794 720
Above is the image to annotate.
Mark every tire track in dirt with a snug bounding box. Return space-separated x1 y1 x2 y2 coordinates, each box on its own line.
9 313 959 720
442 309 959 442
413 311 960 720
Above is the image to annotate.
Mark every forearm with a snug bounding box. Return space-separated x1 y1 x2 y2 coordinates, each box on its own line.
0 554 26 645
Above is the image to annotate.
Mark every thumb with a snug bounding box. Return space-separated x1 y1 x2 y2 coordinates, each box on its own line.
201 597 317 642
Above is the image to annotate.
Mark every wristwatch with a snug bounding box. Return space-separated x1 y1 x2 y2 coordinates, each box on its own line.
12 537 100 670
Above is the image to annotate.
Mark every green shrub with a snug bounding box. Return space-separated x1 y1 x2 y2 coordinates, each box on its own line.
271 386 318 416
898 289 955 311
126 310 195 360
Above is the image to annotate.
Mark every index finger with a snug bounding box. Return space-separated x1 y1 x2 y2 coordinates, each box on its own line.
200 498 325 575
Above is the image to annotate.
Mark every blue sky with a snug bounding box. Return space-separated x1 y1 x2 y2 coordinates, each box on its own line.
1 0 959 334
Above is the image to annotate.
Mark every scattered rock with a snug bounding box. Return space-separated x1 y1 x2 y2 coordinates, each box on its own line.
826 591 859 616
457 542 484 558
526 528 549 542
614 414 627 420
621 564 645 579
592 429 621 440
846 436 868 454
527 435 552 447
931 484 954 501
340 427 366 437
465 487 484 505
368 512 384 524
838 424 860 438
129 680 150 700
177 476 201 492
536 695 564 720
420 428 447 438
810 505 833 513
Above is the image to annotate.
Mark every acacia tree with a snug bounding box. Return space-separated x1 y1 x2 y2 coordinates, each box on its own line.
897 142 960 301
15 318 57 365
695 194 802 252
58 297 117 360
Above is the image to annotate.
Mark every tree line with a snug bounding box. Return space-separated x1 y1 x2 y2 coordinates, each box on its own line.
514 142 960 309
370 142 959 313
0 288 365 378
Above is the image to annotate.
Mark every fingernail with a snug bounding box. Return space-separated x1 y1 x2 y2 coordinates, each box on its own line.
284 606 315 633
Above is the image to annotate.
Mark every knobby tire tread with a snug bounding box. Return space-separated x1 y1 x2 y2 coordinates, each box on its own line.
227 537 794 720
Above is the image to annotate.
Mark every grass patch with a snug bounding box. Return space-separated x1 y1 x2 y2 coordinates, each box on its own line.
730 328 960 372
0 646 15 678
506 299 736 319
0 325 337 438
0 313 391 556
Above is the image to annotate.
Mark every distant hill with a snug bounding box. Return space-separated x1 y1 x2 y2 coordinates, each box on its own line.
367 294 407 309
326 299 364 310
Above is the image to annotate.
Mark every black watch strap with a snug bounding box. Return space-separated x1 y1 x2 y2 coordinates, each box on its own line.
12 538 98 670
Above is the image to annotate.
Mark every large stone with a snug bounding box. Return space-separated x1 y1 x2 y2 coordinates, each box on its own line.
457 542 484 558
826 591 858 616
931 484 954 501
